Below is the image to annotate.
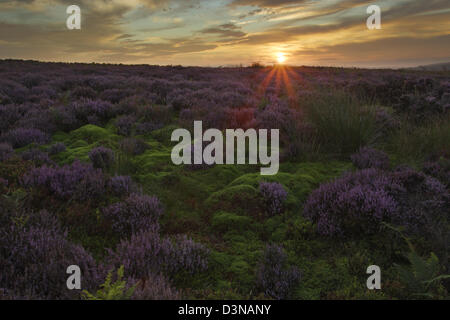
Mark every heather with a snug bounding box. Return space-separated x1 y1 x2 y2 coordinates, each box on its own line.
0 60 448 300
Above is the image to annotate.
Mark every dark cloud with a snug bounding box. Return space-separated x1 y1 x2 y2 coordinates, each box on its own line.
296 34 450 67
200 23 247 38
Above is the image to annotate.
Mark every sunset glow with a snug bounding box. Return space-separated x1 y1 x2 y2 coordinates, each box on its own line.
0 0 448 67
276 53 287 64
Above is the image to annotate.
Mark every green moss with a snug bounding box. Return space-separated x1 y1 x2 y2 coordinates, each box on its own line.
211 212 253 234
205 184 259 215
69 124 120 145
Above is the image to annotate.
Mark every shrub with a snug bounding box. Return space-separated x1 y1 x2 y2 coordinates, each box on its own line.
136 122 163 135
119 138 149 156
48 142 66 155
130 272 180 300
256 244 301 300
258 182 288 216
0 143 13 162
22 160 107 201
109 175 134 197
350 147 390 170
168 235 210 274
304 167 449 239
1 128 49 148
21 149 53 165
89 146 115 170
102 193 163 237
107 226 209 279
423 156 450 188
0 223 101 299
304 169 398 237
106 226 174 279
115 115 136 136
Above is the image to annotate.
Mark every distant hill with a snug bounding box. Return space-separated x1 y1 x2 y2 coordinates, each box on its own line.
408 62 450 71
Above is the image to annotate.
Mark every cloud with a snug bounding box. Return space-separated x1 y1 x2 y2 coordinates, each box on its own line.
296 34 450 67
200 23 247 38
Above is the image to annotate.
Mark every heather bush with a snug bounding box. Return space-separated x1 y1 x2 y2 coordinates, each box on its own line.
258 181 288 216
21 149 53 165
107 226 209 279
106 226 174 278
0 143 13 162
89 146 115 170
350 147 390 170
1 128 49 148
22 160 107 201
0 224 101 299
130 273 181 300
256 244 301 300
135 122 163 135
115 115 136 136
168 235 210 274
423 156 450 188
71 99 115 122
119 137 149 156
48 142 66 155
109 175 134 197
304 167 449 240
102 193 163 236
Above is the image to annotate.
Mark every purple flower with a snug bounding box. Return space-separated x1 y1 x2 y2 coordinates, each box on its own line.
259 182 288 216
102 193 163 236
350 147 390 170
109 175 134 197
22 160 107 201
1 128 49 148
256 244 301 300
88 146 115 170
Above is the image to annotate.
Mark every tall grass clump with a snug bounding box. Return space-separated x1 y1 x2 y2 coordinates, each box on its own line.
386 114 450 166
304 90 380 156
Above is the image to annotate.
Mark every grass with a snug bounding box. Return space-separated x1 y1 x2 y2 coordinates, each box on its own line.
303 90 381 157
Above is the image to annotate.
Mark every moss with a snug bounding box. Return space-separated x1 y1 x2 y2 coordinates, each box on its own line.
211 212 253 234
205 184 260 216
69 124 120 145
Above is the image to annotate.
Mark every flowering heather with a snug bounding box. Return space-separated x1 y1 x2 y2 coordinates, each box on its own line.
350 147 390 170
136 122 164 135
107 226 209 280
89 146 115 170
0 224 101 299
258 182 288 216
48 142 66 155
256 244 301 300
109 175 134 197
22 160 107 201
1 128 49 148
115 115 136 136
423 157 450 188
0 143 13 162
21 149 53 165
119 137 149 156
304 167 449 238
130 273 181 300
106 226 174 278
102 193 163 236
168 235 210 274
71 99 115 122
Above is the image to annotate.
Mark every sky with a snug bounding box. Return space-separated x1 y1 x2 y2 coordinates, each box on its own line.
0 0 449 68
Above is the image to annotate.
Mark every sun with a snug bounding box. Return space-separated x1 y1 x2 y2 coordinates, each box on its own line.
276 52 286 64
